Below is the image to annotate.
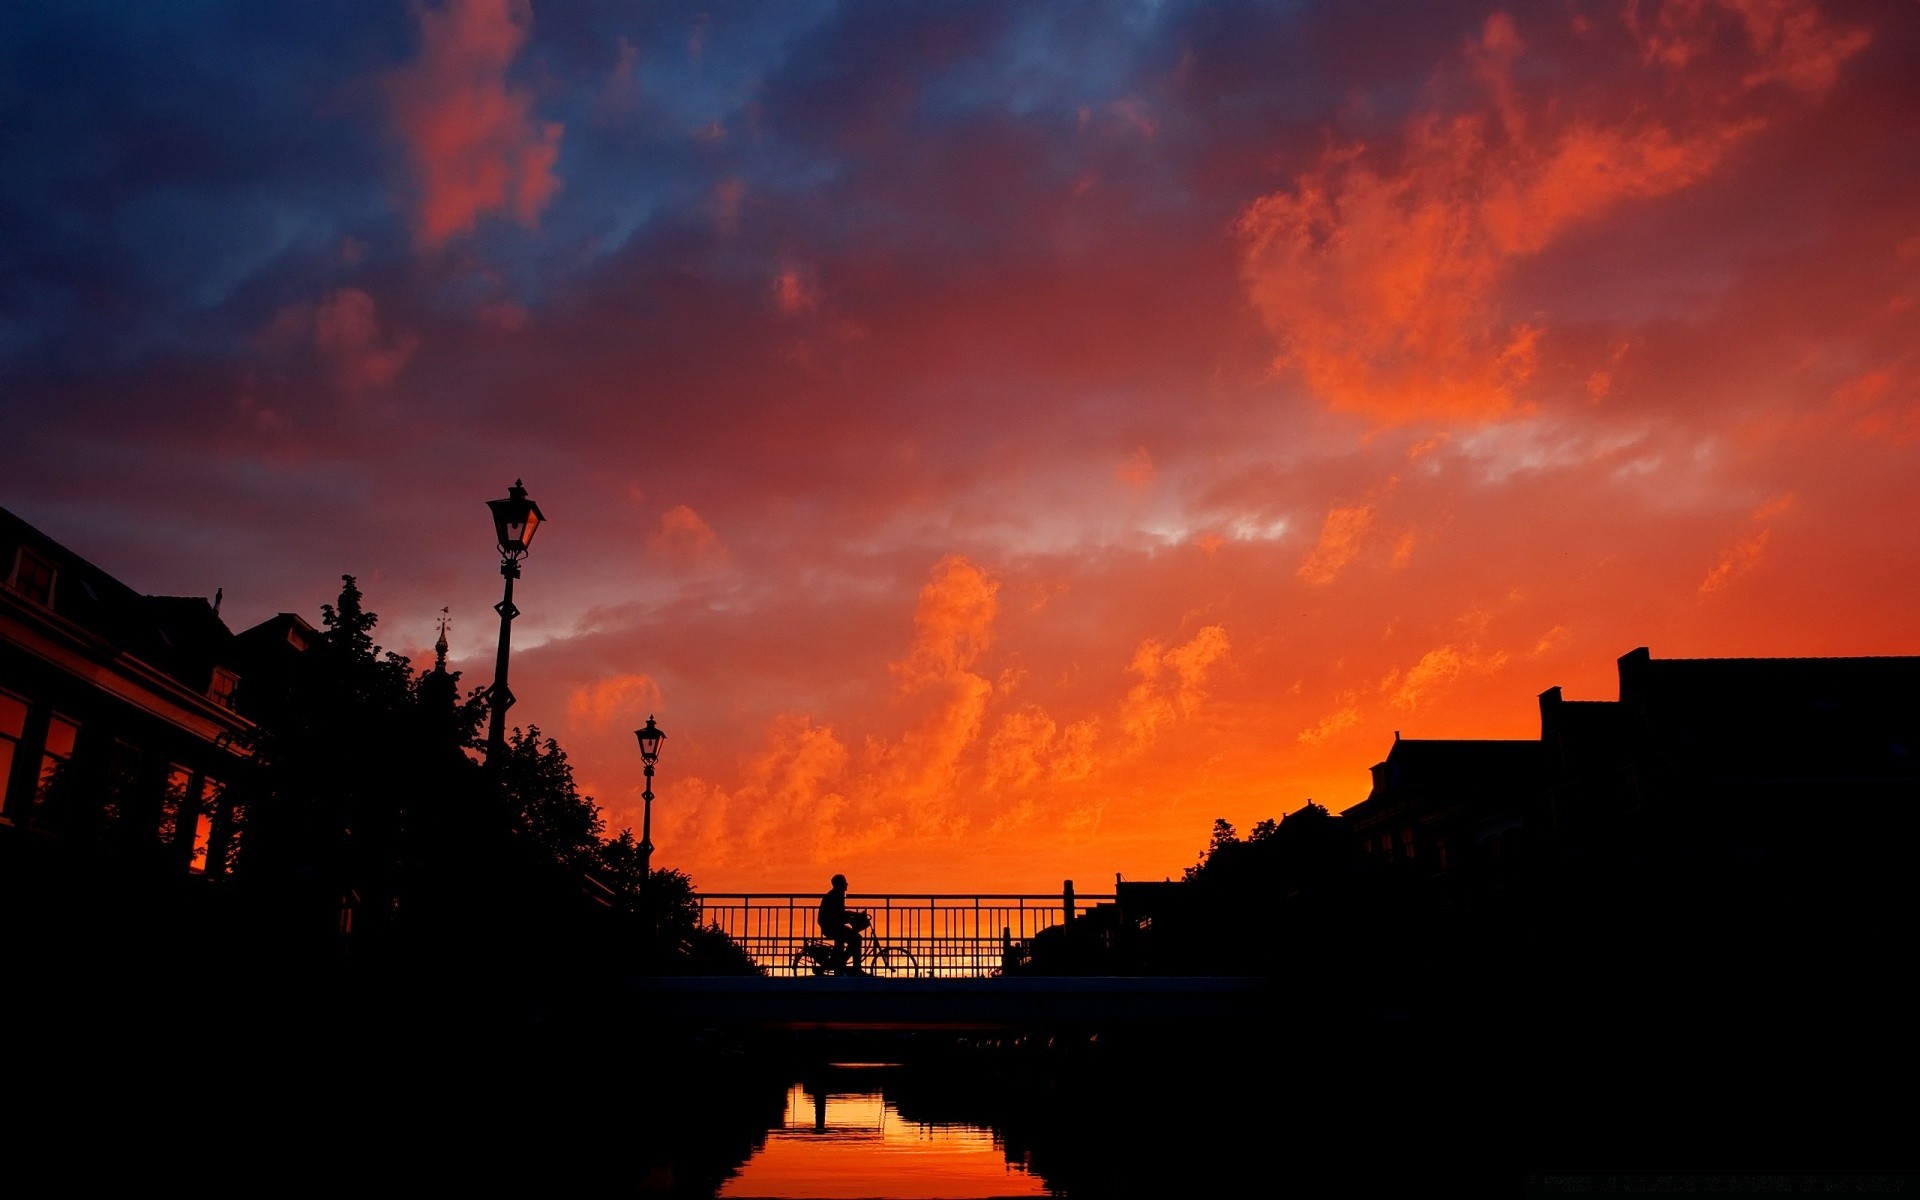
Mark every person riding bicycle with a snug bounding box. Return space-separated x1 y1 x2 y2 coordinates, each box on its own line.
818 873 868 975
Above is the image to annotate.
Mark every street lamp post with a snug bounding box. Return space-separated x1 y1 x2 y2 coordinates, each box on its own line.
634 715 665 892
485 479 545 768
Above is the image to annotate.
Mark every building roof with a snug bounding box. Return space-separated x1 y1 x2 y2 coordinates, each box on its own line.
1 506 235 694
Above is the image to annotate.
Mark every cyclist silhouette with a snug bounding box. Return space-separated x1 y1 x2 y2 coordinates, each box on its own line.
818 873 867 974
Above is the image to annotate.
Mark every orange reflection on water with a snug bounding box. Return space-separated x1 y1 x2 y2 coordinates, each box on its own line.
718 1074 1051 1199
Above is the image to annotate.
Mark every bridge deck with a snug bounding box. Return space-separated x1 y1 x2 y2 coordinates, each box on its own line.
627 975 1275 1032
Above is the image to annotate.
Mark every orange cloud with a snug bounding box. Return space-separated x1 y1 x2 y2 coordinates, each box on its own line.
1123 625 1230 744
1237 5 1861 425
567 674 662 727
1298 504 1376 584
984 705 1057 790
1831 368 1920 445
728 715 861 867
1699 528 1773 594
1629 0 1869 94
1297 702 1360 747
1381 643 1509 712
650 504 725 564
893 556 999 692
388 0 563 248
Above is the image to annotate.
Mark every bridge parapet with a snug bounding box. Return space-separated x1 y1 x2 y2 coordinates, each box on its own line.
696 888 1116 978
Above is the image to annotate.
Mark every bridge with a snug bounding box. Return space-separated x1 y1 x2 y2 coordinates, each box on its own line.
693 885 1118 978
657 887 1275 1040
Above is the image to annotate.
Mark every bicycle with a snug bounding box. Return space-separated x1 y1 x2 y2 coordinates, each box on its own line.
791 912 919 978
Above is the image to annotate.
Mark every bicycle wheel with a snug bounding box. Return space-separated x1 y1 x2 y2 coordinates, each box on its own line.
791 948 825 976
870 945 918 979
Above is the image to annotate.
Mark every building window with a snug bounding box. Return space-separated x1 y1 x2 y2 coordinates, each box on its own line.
202 776 243 877
8 546 56 606
0 690 26 818
1398 823 1416 860
100 739 142 835
188 779 216 874
159 764 197 853
32 713 80 828
208 668 239 710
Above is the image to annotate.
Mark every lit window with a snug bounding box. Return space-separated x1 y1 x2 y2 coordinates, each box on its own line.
159 764 197 849
9 547 56 606
31 713 80 828
203 776 243 877
0 690 26 820
189 791 215 874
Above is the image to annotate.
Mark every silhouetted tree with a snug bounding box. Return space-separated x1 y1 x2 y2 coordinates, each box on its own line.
226 575 487 978
496 724 606 874
225 575 757 1023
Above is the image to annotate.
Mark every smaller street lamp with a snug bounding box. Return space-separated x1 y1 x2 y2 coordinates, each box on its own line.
635 715 666 889
485 479 545 767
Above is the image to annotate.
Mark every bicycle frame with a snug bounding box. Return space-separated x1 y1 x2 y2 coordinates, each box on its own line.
793 923 919 978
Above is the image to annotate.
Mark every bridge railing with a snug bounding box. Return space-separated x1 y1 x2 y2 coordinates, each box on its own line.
695 887 1115 978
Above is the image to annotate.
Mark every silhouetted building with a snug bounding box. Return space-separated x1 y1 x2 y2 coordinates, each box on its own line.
1 505 254 890
1344 732 1545 878
1346 645 1920 886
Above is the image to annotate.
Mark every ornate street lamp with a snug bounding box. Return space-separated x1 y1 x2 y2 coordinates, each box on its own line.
635 715 665 889
485 479 545 767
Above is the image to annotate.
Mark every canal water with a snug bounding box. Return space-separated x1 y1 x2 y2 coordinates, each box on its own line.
639 1027 1418 1199
717 1064 1050 1198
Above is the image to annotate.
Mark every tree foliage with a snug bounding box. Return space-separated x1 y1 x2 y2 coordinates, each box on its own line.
227 574 757 1003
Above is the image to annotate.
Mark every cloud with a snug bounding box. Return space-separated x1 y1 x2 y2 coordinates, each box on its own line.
1236 5 1863 425
773 262 821 315
1628 0 1869 94
567 674 662 727
1123 625 1230 745
265 288 418 392
650 504 725 564
1297 703 1360 747
892 555 999 692
1297 504 1375 584
1699 528 1772 595
984 705 1058 790
387 0 563 248
1831 367 1920 446
1381 643 1508 712
1115 446 1155 490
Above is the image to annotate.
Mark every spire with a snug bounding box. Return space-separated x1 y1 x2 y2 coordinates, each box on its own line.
434 607 450 671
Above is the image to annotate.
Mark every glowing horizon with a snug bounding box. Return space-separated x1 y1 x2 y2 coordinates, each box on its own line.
5 0 1915 893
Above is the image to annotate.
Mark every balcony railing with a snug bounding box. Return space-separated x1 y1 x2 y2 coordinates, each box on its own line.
695 887 1114 978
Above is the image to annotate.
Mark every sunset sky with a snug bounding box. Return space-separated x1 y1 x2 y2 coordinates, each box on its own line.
4 0 1916 894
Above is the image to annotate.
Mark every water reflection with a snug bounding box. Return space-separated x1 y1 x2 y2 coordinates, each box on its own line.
719 1064 1051 1199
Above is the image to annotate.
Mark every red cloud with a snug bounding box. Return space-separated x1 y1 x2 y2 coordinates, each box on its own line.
649 504 725 564
1237 3 1865 426
388 0 563 248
